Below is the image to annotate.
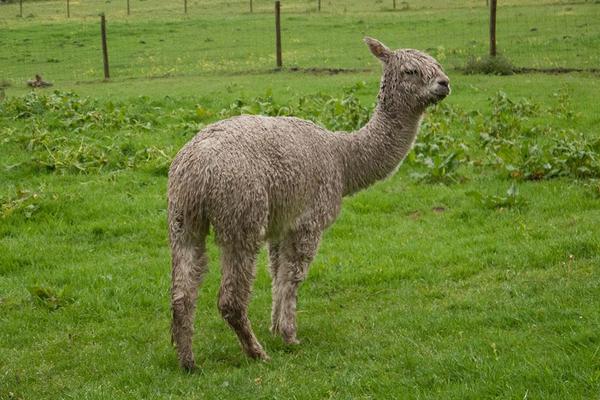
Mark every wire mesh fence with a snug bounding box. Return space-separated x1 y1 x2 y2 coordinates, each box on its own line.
1 0 598 86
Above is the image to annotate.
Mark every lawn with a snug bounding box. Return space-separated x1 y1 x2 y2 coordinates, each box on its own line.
1 1 600 399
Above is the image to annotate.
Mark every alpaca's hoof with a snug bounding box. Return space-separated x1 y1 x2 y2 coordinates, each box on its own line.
259 352 271 362
178 349 196 371
271 323 300 345
248 347 270 362
281 327 300 345
179 357 196 372
284 336 301 345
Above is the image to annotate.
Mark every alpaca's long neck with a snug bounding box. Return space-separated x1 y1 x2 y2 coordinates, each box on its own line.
339 104 423 196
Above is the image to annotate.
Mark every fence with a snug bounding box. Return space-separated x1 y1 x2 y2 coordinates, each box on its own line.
1 0 598 86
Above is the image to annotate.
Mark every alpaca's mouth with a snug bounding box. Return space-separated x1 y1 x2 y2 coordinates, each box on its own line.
436 86 450 97
431 86 450 102
431 91 449 103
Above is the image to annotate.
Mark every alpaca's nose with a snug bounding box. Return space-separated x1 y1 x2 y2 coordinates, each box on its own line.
437 79 449 88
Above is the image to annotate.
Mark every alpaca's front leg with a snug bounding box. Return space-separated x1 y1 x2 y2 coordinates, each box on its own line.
271 228 321 344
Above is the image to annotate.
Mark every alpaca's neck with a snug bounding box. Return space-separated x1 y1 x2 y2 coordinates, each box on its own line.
339 105 423 196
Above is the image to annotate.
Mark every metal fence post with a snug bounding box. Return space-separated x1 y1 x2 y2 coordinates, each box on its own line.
489 0 497 57
275 1 282 68
100 13 110 79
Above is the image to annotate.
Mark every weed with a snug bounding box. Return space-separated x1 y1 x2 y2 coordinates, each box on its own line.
467 182 526 210
495 132 600 181
0 186 56 219
408 103 471 184
584 179 600 199
463 54 515 75
27 285 74 311
0 91 181 174
219 82 371 132
410 151 464 184
1 89 599 185
549 133 600 179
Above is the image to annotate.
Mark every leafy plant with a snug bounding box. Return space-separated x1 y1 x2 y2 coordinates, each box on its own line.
28 285 74 311
463 54 515 75
0 92 182 175
494 133 600 181
467 182 526 210
1 89 598 185
219 82 371 132
584 179 600 199
410 151 464 184
0 187 55 219
409 103 470 184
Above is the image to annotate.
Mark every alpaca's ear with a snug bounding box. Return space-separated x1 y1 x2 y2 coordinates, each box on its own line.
364 37 392 63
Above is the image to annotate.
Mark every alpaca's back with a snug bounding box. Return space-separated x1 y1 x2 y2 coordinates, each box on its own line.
168 115 343 240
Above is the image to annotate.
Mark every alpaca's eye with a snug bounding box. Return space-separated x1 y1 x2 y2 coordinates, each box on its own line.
404 69 417 75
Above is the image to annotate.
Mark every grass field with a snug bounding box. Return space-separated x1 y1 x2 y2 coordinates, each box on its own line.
1 1 600 399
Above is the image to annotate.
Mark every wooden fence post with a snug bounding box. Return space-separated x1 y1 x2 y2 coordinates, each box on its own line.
19 0 23 17
67 0 70 17
393 0 396 10
318 0 321 12
100 13 110 79
127 0 130 15
489 0 497 57
184 0 187 14
275 1 282 68
250 0 252 13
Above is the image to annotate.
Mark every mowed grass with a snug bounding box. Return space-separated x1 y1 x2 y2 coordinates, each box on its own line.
1 166 599 399
1 1 600 399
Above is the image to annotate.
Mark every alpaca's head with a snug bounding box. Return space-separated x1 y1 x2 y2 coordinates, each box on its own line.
364 37 450 113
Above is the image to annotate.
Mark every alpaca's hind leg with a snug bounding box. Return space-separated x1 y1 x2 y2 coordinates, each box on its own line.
268 241 282 332
170 234 208 371
271 228 321 344
218 245 269 361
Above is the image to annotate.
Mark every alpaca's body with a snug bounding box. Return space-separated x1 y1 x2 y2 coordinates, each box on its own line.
170 112 421 241
170 116 342 244
168 38 450 370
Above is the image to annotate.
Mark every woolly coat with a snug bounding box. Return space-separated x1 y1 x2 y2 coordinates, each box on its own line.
168 109 421 249
167 37 450 369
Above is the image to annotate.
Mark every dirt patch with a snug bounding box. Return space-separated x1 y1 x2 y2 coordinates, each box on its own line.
279 67 372 75
514 67 600 74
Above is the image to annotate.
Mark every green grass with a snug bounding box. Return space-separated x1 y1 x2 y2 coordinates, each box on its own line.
1 1 600 399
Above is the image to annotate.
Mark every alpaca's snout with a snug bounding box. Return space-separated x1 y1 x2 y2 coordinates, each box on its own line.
432 78 451 98
437 78 450 88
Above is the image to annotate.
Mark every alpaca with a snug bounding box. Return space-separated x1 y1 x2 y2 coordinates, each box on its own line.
168 37 450 370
